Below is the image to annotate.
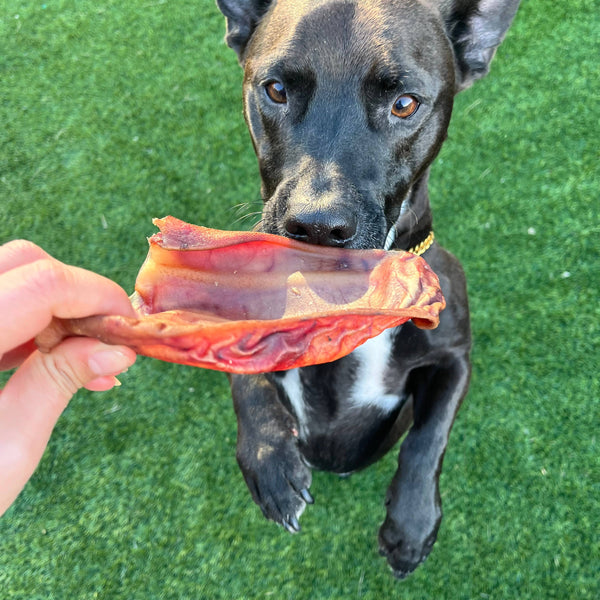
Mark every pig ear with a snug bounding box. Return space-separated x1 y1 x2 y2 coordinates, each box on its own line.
215 0 273 62
446 0 521 90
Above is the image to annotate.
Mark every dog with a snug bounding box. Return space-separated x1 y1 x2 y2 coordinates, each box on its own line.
215 0 520 578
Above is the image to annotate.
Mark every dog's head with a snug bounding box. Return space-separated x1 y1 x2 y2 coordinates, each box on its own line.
217 0 519 249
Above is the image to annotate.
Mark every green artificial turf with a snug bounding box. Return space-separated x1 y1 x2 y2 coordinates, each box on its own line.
1 0 598 598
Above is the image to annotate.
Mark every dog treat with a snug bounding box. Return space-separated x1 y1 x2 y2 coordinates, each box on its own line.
37 216 445 374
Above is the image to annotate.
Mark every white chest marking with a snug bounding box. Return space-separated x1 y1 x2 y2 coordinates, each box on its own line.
350 329 400 413
279 369 309 437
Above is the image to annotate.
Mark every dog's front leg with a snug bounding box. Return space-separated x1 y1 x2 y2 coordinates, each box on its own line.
230 373 313 533
378 355 470 578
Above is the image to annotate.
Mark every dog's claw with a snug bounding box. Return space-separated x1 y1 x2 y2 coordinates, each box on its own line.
283 516 301 533
300 489 314 504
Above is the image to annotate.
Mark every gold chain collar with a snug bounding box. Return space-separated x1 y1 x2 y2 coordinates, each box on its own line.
406 231 435 256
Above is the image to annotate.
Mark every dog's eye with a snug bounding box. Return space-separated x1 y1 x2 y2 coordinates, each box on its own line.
265 81 288 104
391 95 419 119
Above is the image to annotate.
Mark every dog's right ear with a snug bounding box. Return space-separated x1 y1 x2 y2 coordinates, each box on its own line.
216 0 273 61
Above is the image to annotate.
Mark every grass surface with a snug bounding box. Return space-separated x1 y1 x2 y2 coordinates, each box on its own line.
1 0 599 598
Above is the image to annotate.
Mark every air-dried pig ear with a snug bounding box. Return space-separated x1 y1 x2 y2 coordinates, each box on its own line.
37 217 445 374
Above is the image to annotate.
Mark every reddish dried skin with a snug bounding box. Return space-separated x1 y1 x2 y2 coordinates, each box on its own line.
38 217 445 374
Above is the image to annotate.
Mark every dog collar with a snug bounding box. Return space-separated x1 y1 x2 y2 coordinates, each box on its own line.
384 224 435 256
406 230 435 256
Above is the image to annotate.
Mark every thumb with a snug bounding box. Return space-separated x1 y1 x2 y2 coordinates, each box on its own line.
0 338 136 515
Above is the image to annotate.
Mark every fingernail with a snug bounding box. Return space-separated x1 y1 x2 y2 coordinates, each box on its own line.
85 375 124 392
89 349 134 377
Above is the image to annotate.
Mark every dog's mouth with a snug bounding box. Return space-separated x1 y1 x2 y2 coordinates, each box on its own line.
257 164 394 251
259 211 434 256
258 200 389 252
256 164 432 254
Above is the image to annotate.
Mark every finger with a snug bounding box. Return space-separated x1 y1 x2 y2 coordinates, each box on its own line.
0 239 51 274
0 337 136 516
85 375 123 392
0 258 135 354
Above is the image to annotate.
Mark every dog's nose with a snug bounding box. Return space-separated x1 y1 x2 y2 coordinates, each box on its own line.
284 209 357 247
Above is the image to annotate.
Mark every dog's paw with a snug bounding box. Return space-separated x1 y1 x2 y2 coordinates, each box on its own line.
378 515 439 579
237 432 313 533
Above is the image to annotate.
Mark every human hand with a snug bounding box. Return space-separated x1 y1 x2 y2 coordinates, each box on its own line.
0 240 137 515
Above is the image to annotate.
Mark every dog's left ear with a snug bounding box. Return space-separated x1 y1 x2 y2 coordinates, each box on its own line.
445 0 521 90
215 0 273 62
